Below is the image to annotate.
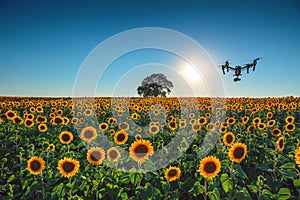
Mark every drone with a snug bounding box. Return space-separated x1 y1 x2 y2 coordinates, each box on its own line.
219 58 261 82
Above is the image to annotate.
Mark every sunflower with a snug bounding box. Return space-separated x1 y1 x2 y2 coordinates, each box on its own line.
199 156 221 179
48 144 55 152
272 128 281 137
135 134 142 140
87 147 105 165
165 166 181 182
285 123 296 132
179 119 187 129
285 116 295 124
227 117 236 125
247 125 256 133
206 123 215 132
228 143 247 163
266 112 273 119
5 110 16 120
36 115 47 123
99 122 109 131
109 129 115 135
24 119 34 128
219 126 227 134
129 139 154 163
257 123 266 131
192 123 201 132
294 147 300 165
59 131 73 144
149 124 160 135
26 113 35 120
168 121 177 131
242 116 249 125
51 116 64 125
114 130 128 145
71 118 79 125
57 157 80 178
118 122 130 131
223 132 235 146
13 116 23 124
267 120 276 127
80 126 97 142
198 116 207 125
38 123 47 132
27 156 45 175
252 117 261 125
107 147 121 162
277 137 284 151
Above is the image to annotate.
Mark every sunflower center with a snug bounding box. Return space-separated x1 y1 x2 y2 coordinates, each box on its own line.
109 150 117 159
8 112 14 117
167 169 177 177
226 135 233 143
233 147 245 159
151 126 158 133
287 124 293 130
84 130 94 138
30 160 41 171
100 124 107 130
55 117 63 124
134 144 148 157
204 162 216 173
62 134 70 142
26 120 33 126
91 151 102 161
279 139 284 148
117 133 125 141
62 161 75 173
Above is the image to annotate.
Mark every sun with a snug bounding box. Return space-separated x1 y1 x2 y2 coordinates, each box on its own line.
182 64 202 82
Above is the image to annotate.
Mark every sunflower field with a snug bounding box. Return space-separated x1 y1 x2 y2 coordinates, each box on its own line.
0 96 299 199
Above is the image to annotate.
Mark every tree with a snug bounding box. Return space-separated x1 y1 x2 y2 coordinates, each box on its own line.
137 73 173 97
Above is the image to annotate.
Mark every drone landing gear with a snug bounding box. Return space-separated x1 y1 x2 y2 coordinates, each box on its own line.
234 77 241 82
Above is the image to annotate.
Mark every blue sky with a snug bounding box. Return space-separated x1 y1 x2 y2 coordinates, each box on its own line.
0 0 299 97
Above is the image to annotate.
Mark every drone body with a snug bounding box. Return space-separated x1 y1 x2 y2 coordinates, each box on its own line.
219 58 261 82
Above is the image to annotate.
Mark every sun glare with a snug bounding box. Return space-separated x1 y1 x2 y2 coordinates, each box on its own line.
182 64 202 82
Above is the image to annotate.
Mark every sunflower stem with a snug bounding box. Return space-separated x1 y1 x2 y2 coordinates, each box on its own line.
204 178 208 200
40 171 45 199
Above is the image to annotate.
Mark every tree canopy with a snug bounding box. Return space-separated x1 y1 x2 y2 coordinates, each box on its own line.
137 73 173 97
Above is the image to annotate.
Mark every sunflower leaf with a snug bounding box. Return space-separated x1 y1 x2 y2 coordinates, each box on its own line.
279 162 295 169
220 173 233 193
235 164 248 179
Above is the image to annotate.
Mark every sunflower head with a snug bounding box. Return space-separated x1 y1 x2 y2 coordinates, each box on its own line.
199 156 221 179
285 123 296 132
223 132 235 146
80 126 97 142
87 147 105 165
38 123 48 132
59 131 74 144
295 147 300 165
24 119 34 128
277 137 284 151
107 147 121 162
129 139 154 163
48 144 55 152
272 128 281 136
57 157 80 178
165 166 181 182
228 142 247 163
27 156 45 175
149 124 160 135
99 122 109 131
114 130 128 145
